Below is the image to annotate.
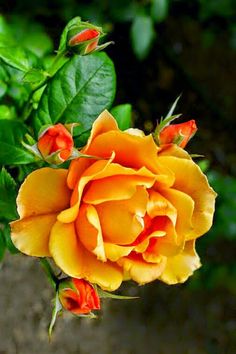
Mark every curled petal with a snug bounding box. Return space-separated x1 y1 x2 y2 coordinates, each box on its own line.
158 156 216 238
118 253 166 284
159 240 201 284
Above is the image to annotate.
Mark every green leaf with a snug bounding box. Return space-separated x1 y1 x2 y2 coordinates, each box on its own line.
131 15 155 60
111 104 132 130
164 95 181 119
0 80 7 98
34 52 116 134
0 46 32 72
0 168 17 221
2 223 19 254
0 120 35 165
0 105 16 120
23 68 47 85
96 287 138 300
151 0 169 23
48 292 62 340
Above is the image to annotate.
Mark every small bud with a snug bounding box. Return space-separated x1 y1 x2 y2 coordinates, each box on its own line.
159 120 197 148
37 123 73 164
67 22 112 55
58 278 100 315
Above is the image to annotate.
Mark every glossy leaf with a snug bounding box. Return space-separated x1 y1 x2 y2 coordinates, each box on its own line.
0 46 32 72
0 168 17 221
111 103 132 130
0 120 35 165
34 52 116 134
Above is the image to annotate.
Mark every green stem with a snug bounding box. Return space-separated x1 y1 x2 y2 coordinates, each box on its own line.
39 258 58 290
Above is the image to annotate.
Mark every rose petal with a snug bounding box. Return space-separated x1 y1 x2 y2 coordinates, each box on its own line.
159 188 194 239
16 168 70 218
159 240 201 284
11 214 57 256
118 253 166 284
158 156 216 238
83 170 156 205
49 221 123 291
96 187 148 245
76 204 106 261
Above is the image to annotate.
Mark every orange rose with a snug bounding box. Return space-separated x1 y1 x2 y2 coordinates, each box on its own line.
159 120 197 148
11 111 216 291
58 278 100 315
38 123 73 163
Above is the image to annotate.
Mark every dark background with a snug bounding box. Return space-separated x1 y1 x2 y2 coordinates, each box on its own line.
0 1 236 353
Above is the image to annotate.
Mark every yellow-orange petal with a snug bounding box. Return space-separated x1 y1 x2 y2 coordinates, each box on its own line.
118 253 166 284
86 110 119 150
104 243 133 262
49 221 123 291
159 188 194 239
147 190 177 226
158 143 192 159
67 110 118 190
76 204 106 261
159 240 201 284
86 129 174 187
96 187 148 245
16 168 70 218
83 172 156 205
11 214 57 256
158 156 216 238
58 155 115 223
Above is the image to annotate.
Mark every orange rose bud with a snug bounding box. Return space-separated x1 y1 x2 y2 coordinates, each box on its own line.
37 124 73 163
58 278 100 315
159 120 197 148
68 28 100 54
67 21 113 55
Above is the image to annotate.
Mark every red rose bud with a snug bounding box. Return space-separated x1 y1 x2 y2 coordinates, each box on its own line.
37 123 73 163
58 278 100 315
67 23 112 55
159 120 197 148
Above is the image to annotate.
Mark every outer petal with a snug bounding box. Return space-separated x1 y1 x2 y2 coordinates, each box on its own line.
118 253 166 284
11 214 57 256
158 143 192 159
67 110 118 190
159 240 201 284
49 221 123 291
158 156 216 238
16 168 71 218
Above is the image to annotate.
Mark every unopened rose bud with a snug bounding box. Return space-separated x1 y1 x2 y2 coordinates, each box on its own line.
67 23 112 55
159 120 197 148
58 278 100 315
37 123 73 164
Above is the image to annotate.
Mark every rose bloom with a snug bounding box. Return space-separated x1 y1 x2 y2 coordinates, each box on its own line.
11 111 216 291
58 278 100 315
38 123 73 162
